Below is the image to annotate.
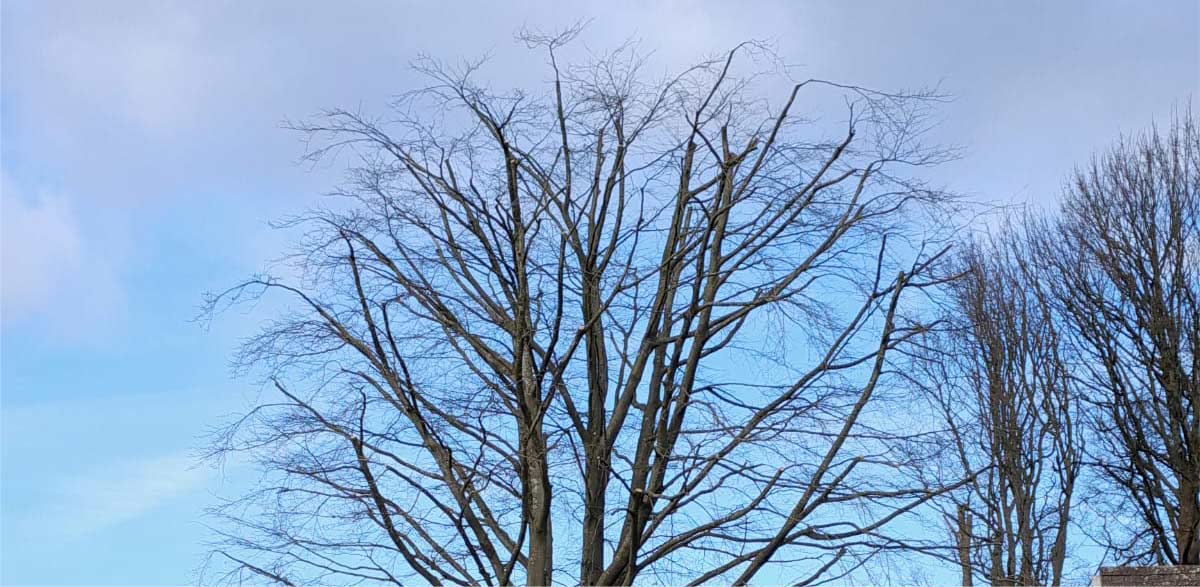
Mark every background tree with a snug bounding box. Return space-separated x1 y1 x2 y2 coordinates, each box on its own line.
1031 113 1200 566
203 34 964 586
915 229 1082 586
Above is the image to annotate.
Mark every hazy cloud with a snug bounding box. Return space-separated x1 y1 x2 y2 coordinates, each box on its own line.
2 176 82 315
42 452 210 539
1 173 125 337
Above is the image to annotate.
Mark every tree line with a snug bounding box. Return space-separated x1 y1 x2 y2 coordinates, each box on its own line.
202 37 1199 586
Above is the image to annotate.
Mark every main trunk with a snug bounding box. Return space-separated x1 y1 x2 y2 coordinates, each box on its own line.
580 278 610 585
580 446 608 585
1176 478 1200 565
525 428 554 586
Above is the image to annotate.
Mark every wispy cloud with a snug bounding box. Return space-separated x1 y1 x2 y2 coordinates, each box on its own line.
1 172 125 337
2 174 83 315
42 452 210 539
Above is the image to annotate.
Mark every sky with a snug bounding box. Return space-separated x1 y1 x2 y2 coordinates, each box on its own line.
1 1 1196 584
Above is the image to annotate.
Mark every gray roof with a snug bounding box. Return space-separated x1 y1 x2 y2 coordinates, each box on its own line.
1093 566 1200 586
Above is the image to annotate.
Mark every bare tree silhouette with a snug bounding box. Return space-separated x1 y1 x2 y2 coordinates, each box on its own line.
203 34 964 586
1034 113 1200 567
917 227 1082 586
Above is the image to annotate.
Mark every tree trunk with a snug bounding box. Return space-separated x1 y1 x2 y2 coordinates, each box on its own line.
1176 478 1200 565
580 278 610 586
526 428 554 586
955 504 974 587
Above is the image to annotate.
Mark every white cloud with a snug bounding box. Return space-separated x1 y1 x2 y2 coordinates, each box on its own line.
2 175 82 314
31 2 215 135
1 388 253 547
44 452 211 539
1 173 124 334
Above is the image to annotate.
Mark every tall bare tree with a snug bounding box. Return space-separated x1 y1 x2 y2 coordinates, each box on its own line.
916 229 1082 586
1032 113 1200 566
203 34 964 586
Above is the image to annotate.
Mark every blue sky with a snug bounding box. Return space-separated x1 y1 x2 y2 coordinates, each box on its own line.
1 1 1196 584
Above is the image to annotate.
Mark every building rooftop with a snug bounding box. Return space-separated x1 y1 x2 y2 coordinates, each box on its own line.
1093 566 1200 586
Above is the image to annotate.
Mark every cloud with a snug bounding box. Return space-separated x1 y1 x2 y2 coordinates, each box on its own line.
1 388 252 550
20 1 216 136
44 452 211 539
1 176 82 315
1 172 125 336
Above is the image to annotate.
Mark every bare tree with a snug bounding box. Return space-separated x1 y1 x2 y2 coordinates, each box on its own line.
916 228 1082 586
1032 113 1200 566
202 34 964 586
